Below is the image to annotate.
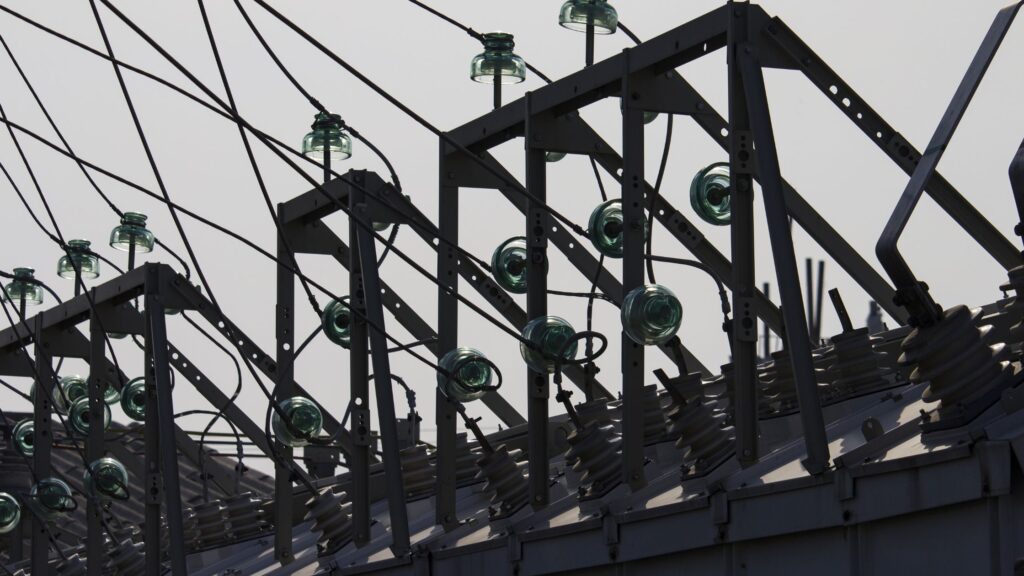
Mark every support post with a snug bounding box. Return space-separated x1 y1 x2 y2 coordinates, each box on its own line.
86 312 105 576
274 212 295 564
145 269 187 574
727 1 760 468
620 49 647 490
436 146 459 529
349 173 372 546
738 42 829 474
355 220 411 556
30 315 53 576
524 93 550 509
143 300 161 573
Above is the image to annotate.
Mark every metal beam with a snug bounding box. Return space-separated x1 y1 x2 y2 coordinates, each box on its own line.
436 148 459 530
274 225 295 564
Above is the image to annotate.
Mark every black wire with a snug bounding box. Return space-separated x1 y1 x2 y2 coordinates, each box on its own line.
88 0 315 494
647 114 674 284
245 0 591 239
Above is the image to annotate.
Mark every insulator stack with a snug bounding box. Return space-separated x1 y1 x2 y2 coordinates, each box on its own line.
400 444 435 499
641 384 669 444
453 432 483 485
192 499 227 548
224 492 270 540
475 445 529 519
564 421 622 499
704 363 736 424
55 553 87 575
665 373 734 475
902 305 1015 427
305 487 354 556
106 536 146 575
575 398 613 428
758 350 798 415
999 266 1024 353
815 328 891 402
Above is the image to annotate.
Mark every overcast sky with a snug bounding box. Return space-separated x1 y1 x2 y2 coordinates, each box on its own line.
0 1 1020 473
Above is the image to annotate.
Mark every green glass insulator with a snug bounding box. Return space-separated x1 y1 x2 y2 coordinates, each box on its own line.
107 332 127 340
85 457 128 500
372 221 391 232
271 396 323 448
689 162 731 225
470 32 526 84
3 267 43 306
491 237 528 294
109 212 155 253
545 151 566 162
57 239 100 280
302 112 352 162
102 381 121 405
322 296 352 348
69 396 110 436
31 477 73 518
438 347 494 403
0 492 20 534
621 284 683 345
120 377 146 422
559 0 618 34
57 375 88 415
643 111 659 124
587 199 647 258
520 316 578 373
12 419 34 457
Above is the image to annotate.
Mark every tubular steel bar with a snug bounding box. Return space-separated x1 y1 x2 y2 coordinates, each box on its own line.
437 148 460 529
349 175 372 547
764 11 1023 274
145 269 187 575
355 219 411 555
728 1 759 468
525 92 551 509
86 314 105 576
621 49 647 490
274 226 296 564
30 315 53 575
739 40 829 474
877 1 1024 323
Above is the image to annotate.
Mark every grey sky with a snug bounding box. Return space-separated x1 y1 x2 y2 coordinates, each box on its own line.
0 1 1020 473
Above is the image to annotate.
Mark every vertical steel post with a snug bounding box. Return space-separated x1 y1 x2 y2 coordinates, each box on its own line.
621 49 647 490
524 93 550 509
727 1 760 467
145 269 188 574
30 315 53 576
86 312 105 576
274 210 296 564
143 301 161 574
349 173 372 546
355 222 411 555
738 43 830 475
436 145 459 529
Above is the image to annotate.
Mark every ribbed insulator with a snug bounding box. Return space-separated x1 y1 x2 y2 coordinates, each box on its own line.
1001 265 1024 351
453 433 483 485
575 398 613 429
224 492 269 540
704 363 735 424
305 487 353 556
565 423 621 499
902 305 1013 414
641 384 669 444
192 499 227 548
758 350 798 415
400 444 435 499
55 553 87 575
107 537 146 576
816 328 891 402
475 445 529 518
666 386 734 474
